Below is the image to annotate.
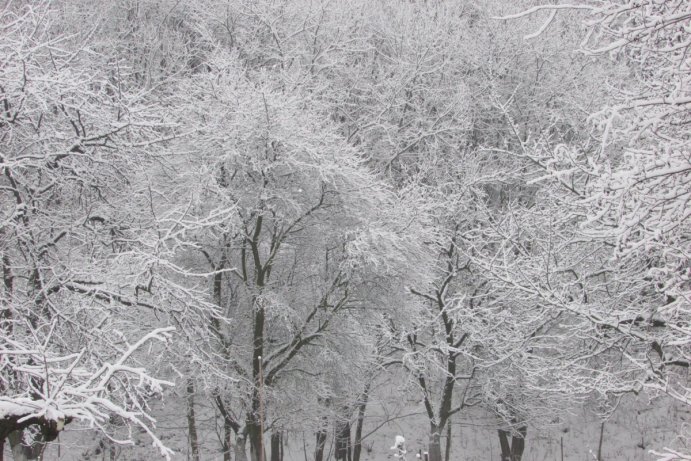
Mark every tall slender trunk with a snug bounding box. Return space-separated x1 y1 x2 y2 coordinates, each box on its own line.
428 424 442 461
271 431 282 461
236 430 249 461
248 359 266 461
314 427 327 461
187 378 201 461
245 213 268 461
596 421 605 461
352 384 370 461
335 412 351 461
249 295 266 461
214 393 240 461
210 250 234 461
497 426 527 461
444 420 452 461
222 418 233 461
498 429 511 461
512 426 527 461
248 413 262 461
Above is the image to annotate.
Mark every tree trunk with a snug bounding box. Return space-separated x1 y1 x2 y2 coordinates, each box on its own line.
334 421 351 461
511 426 527 461
498 430 512 461
213 393 240 461
248 356 267 461
352 384 370 461
236 431 249 461
248 414 262 461
249 296 266 461
497 426 527 461
314 428 328 461
444 420 452 461
271 431 282 461
186 378 201 461
428 425 442 461
335 412 351 461
596 421 605 461
222 417 233 461
8 430 45 461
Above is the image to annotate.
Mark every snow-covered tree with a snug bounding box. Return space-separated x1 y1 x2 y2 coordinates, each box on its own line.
498 0 690 414
0 1 212 458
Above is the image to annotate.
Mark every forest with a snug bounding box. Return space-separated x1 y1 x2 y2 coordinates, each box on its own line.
0 0 689 460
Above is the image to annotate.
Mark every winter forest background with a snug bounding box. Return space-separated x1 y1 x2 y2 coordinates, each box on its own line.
1 0 689 460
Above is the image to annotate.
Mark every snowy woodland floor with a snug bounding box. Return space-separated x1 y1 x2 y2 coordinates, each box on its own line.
13 391 689 461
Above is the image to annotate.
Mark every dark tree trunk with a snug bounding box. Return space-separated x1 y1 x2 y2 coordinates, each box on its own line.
248 412 262 461
222 418 233 461
8 429 46 461
0 411 66 461
213 393 240 461
428 425 442 461
187 378 201 461
409 262 471 461
248 336 265 461
314 427 328 461
444 420 452 461
512 426 527 461
249 297 266 461
498 429 512 461
335 414 351 461
596 421 605 461
352 384 370 461
248 214 268 461
271 431 282 461
497 426 527 461
236 431 249 461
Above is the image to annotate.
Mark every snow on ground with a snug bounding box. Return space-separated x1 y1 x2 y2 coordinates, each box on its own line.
9 389 686 461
